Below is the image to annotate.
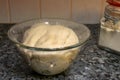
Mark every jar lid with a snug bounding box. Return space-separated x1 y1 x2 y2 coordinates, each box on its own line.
107 0 120 7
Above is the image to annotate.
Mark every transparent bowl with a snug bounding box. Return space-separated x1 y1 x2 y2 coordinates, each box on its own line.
8 19 90 75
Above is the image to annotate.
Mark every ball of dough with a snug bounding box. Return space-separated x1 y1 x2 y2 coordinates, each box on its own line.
23 23 79 48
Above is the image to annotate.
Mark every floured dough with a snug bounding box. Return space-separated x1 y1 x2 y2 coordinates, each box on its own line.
23 23 79 48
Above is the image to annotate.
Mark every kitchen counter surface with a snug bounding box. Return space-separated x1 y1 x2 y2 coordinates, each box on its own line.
0 24 120 80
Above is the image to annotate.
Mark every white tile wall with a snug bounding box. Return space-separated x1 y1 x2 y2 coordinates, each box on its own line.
0 0 106 24
10 0 40 23
0 0 10 23
72 0 103 23
41 0 71 19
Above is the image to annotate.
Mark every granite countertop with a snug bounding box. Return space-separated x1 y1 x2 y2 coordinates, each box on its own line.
0 24 120 80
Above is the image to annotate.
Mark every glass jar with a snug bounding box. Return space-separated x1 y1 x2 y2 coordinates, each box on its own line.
99 0 120 54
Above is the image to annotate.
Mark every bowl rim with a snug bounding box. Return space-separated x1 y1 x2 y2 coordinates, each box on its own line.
8 18 90 51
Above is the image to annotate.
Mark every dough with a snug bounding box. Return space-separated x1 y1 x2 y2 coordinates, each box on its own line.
23 23 79 48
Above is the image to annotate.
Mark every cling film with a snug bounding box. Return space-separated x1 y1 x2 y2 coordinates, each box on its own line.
102 7 120 32
104 7 120 24
101 19 120 32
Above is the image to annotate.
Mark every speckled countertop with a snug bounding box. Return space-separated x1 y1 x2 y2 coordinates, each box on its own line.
0 24 120 80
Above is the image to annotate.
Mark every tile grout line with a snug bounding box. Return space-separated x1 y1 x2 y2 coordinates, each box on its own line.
39 0 41 18
100 0 106 18
40 0 43 18
70 0 72 20
7 0 11 23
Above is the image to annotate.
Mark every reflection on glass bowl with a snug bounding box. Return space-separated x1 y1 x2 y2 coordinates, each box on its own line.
8 19 90 75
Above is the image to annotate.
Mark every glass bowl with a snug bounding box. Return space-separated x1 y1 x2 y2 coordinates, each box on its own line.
8 19 90 75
